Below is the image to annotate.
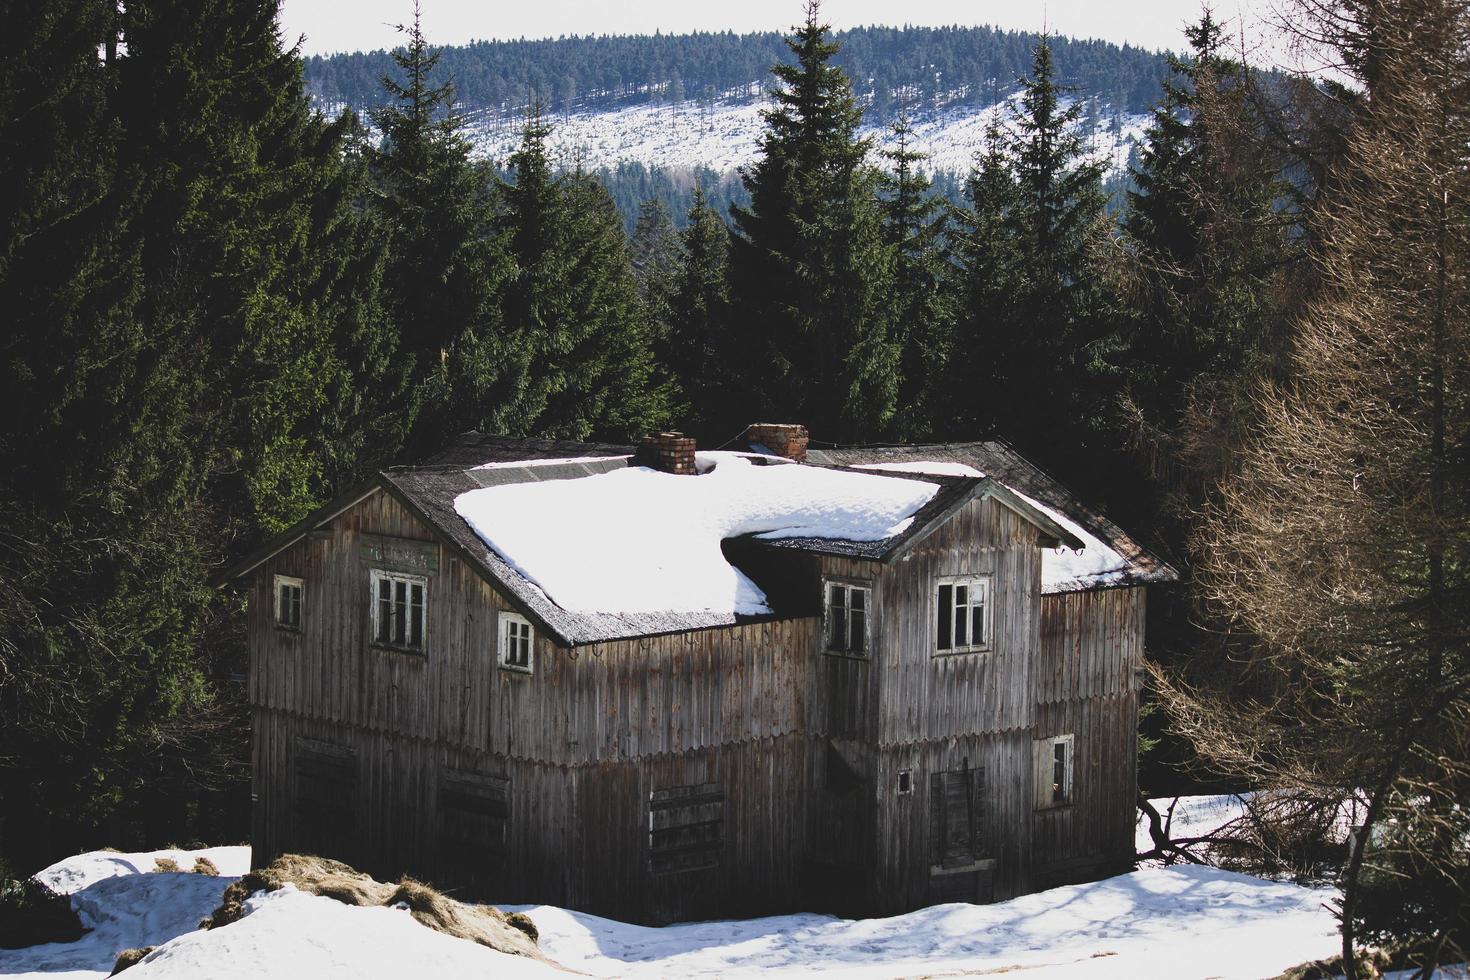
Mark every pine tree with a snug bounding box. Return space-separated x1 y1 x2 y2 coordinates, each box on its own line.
630 197 682 324
878 113 954 440
727 1 899 442
664 187 732 434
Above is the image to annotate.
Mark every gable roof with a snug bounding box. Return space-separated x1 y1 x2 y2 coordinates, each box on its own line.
217 432 1169 647
804 441 1178 593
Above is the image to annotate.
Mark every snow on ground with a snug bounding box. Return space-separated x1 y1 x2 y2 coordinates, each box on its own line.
3 842 1344 980
464 95 1151 176
119 885 561 980
454 451 938 616
1135 794 1254 858
511 866 1339 979
6 846 249 980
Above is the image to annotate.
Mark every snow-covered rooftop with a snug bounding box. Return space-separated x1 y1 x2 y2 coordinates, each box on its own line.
454 452 939 617
855 460 1130 593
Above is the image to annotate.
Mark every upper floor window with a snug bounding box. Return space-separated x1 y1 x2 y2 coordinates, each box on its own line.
499 611 533 673
371 569 425 652
936 575 990 653
824 580 870 656
273 574 303 631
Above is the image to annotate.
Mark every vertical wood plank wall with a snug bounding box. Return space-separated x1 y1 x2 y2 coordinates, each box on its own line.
248 489 1148 923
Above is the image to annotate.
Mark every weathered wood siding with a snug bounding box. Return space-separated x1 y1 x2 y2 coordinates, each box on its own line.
248 486 1149 923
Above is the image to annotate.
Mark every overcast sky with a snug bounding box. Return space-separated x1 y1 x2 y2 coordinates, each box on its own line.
277 0 1279 59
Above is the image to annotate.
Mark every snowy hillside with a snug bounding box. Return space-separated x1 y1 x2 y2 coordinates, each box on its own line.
461 95 1151 176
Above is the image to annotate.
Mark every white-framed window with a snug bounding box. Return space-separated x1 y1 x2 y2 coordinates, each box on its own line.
499 611 533 673
823 579 871 656
936 575 990 653
370 569 426 652
1034 733 1075 809
273 575 304 631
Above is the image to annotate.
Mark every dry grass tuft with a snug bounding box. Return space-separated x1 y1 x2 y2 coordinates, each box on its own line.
202 854 543 961
151 858 180 873
191 857 219 876
109 946 155 975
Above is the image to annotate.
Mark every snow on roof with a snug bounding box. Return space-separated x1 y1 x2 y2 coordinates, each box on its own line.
453 452 938 617
856 460 1131 593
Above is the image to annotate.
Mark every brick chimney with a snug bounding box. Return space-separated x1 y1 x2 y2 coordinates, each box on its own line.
634 431 698 475
743 423 809 463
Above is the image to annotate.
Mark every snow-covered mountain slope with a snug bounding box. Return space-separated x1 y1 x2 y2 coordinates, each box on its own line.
462 95 1151 175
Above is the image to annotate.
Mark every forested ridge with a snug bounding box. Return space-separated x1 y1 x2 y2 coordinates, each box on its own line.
303 24 1171 122
2 0 1467 972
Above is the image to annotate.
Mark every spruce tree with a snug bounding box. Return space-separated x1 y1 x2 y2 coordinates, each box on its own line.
878 113 954 440
498 113 671 439
630 196 682 325
664 187 732 434
369 3 518 454
727 1 899 442
1000 34 1113 467
947 120 1023 436
1118 11 1292 537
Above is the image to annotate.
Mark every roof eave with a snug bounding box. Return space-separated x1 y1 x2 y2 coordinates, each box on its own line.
208 478 385 587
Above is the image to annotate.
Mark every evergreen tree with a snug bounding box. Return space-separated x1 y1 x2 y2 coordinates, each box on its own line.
878 113 954 440
947 121 1023 436
369 3 517 454
498 112 671 439
727 1 899 442
630 197 682 319
664 187 732 434
1113 10 1293 561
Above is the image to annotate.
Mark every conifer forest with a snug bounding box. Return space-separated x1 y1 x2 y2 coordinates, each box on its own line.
1 0 1468 973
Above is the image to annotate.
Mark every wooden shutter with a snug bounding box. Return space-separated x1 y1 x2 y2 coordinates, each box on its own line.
649 783 725 875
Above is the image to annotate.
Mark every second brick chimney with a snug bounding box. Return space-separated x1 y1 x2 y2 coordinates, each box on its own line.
742 423 809 463
634 431 698 475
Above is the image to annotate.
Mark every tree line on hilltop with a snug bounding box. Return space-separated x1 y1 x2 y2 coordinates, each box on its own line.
303 22 1170 125
1 0 1467 970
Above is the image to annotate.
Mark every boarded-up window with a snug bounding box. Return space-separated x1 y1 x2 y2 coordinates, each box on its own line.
930 763 985 869
294 741 357 860
439 772 510 889
649 783 724 875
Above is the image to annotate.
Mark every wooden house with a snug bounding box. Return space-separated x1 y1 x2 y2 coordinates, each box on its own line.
221 424 1174 924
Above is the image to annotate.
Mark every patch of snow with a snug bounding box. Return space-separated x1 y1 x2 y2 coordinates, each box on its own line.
120 885 562 980
464 95 1152 177
34 846 251 897
1135 794 1254 858
4 846 249 980
454 452 938 616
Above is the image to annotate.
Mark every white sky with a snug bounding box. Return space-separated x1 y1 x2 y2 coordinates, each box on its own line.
278 0 1278 59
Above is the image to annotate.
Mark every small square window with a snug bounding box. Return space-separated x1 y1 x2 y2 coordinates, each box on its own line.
499 611 534 673
273 575 304 631
370 569 426 652
823 580 871 656
1034 733 1075 809
897 770 912 795
936 575 990 654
